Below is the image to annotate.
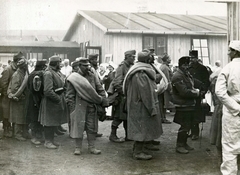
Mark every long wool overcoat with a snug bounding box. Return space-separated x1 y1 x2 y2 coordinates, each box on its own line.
39 67 68 126
8 68 28 124
123 62 163 141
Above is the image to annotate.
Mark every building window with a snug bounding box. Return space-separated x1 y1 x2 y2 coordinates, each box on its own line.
28 52 43 60
192 38 210 65
143 35 167 56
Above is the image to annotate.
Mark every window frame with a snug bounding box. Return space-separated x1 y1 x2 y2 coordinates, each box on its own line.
142 35 167 56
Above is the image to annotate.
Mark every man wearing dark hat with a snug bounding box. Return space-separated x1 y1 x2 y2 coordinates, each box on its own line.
66 57 108 155
171 56 202 154
38 56 68 149
88 53 104 137
27 59 47 145
108 49 136 143
1 52 24 138
123 51 163 160
8 57 29 141
188 50 210 140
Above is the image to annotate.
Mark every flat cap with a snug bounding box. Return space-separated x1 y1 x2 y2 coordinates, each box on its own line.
124 50 136 56
178 56 190 66
229 40 240 52
49 55 61 63
88 53 98 60
137 51 151 63
79 57 90 66
36 59 47 66
71 60 79 67
189 50 198 58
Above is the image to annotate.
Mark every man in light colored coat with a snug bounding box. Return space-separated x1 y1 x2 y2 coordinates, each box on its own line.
215 40 240 175
66 58 108 155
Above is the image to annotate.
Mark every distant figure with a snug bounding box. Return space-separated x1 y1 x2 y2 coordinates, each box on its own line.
60 59 72 77
28 58 37 73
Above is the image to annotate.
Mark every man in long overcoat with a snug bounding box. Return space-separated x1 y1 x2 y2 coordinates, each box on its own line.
188 50 210 140
66 58 108 155
27 59 47 145
8 58 29 141
38 56 68 149
1 52 23 137
215 40 240 175
108 50 136 143
123 51 163 160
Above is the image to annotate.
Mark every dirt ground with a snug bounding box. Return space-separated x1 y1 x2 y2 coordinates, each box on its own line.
0 113 238 175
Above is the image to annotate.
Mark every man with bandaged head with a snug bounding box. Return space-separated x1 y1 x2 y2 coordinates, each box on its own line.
123 51 163 160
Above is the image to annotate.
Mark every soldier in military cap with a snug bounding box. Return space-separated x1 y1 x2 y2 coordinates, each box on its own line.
108 49 136 143
38 56 68 149
66 57 108 155
1 52 24 138
27 59 47 145
188 50 210 140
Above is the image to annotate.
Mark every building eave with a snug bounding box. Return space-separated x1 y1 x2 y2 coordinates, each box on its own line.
105 29 227 36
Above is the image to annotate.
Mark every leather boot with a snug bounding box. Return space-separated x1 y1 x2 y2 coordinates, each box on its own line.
176 143 189 154
87 133 101 155
109 126 124 143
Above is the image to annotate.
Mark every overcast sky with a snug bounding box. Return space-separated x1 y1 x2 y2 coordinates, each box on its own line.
0 0 227 31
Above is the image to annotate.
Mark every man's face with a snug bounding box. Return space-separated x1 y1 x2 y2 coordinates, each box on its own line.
180 63 190 72
190 57 198 65
126 55 135 65
56 61 61 70
90 57 98 67
64 61 69 67
228 48 236 60
148 55 155 64
79 64 90 74
167 57 171 64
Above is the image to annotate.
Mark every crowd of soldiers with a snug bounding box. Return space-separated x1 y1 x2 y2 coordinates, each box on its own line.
1 40 240 174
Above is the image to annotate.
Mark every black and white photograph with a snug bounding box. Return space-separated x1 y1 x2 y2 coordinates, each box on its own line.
0 0 240 174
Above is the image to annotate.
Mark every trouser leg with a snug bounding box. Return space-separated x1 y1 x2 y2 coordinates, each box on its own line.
110 118 122 137
44 126 54 142
75 138 83 148
133 141 144 155
14 124 22 137
221 148 238 175
123 120 128 138
191 123 199 136
176 126 188 147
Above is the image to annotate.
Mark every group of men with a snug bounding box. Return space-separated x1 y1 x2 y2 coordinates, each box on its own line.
1 40 240 174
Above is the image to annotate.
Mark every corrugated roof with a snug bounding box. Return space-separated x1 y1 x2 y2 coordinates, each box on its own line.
0 41 79 48
63 10 227 40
